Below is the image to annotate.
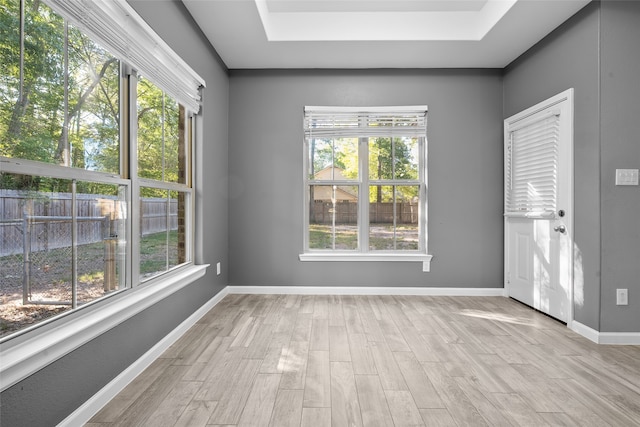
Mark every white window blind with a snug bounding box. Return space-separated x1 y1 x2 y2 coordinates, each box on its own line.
43 0 205 112
505 112 560 218
304 106 427 138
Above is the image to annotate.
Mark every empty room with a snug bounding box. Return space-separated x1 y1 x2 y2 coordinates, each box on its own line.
1 0 639 425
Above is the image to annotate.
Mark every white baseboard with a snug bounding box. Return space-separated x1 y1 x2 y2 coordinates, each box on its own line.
570 320 640 345
227 285 507 297
58 286 229 427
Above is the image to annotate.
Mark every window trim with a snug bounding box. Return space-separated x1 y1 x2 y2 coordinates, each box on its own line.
0 0 208 388
0 263 208 392
301 106 430 266
299 252 432 272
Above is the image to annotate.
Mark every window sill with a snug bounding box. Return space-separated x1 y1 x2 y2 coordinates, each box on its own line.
0 264 209 392
299 253 432 272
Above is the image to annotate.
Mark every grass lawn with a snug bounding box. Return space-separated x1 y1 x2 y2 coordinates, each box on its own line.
309 223 418 250
1 229 179 338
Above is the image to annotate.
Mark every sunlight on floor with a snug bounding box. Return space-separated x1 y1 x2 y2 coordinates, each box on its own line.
458 309 535 326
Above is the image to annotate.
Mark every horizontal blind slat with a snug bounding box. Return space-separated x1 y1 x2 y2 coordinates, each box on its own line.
505 112 559 216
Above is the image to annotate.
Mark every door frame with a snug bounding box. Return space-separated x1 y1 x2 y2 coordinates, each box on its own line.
504 88 574 327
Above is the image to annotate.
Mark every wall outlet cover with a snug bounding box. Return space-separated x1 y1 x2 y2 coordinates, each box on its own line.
615 169 639 186
616 288 628 305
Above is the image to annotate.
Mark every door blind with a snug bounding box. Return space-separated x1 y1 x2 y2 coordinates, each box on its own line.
505 113 560 218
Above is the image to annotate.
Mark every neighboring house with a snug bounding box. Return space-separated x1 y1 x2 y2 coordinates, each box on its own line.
312 166 358 202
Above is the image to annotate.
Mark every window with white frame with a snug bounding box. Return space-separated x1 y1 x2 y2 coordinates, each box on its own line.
0 0 204 341
301 106 430 263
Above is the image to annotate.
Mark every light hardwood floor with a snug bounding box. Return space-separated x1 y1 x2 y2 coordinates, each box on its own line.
87 294 640 426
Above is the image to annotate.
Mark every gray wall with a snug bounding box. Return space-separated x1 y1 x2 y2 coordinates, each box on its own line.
228 69 504 288
503 2 601 329
3 1 638 425
599 1 640 332
0 2 229 425
504 0 640 333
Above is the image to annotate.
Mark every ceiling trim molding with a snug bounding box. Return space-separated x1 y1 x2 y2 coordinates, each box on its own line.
255 0 517 41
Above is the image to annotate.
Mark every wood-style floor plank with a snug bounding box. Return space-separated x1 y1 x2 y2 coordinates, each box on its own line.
237 373 281 427
385 389 424 426
302 350 331 408
330 361 363 427
269 389 303 427
419 408 457 426
393 351 443 409
300 407 331 427
355 374 394 427
88 294 640 427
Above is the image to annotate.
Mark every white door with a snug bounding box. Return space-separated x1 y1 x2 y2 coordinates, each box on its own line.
504 89 574 323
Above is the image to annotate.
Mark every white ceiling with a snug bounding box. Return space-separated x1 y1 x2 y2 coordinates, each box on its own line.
182 0 591 69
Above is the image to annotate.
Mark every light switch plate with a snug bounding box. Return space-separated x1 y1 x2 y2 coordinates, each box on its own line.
615 169 639 186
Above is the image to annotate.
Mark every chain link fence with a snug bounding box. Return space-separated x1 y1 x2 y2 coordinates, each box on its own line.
1 191 114 305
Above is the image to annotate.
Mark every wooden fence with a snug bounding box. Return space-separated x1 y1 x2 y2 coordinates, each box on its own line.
0 190 177 257
310 200 418 225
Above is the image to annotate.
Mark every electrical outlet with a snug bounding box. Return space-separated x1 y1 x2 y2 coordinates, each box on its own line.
217 262 221 276
616 289 628 306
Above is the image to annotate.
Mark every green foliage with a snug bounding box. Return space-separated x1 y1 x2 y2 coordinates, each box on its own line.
137 77 182 183
0 0 120 190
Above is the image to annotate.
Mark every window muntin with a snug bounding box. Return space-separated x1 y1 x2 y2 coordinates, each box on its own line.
0 0 197 341
304 107 427 255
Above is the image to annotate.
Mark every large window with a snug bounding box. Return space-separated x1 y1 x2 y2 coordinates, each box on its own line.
0 0 202 341
302 107 430 264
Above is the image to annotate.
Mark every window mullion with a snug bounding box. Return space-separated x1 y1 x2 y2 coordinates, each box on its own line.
71 179 78 308
303 140 309 252
161 93 166 182
165 192 170 270
420 136 427 252
62 21 70 167
19 0 24 100
129 71 140 287
393 185 397 250
359 133 369 252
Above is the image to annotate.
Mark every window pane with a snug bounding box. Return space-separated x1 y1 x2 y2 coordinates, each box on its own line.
333 137 358 180
308 138 332 179
137 78 185 184
369 137 393 180
139 187 188 281
309 137 358 181
67 25 120 173
0 173 127 338
0 3 120 172
0 0 64 164
369 137 419 181
169 190 188 270
394 137 419 180
308 185 358 250
369 185 419 251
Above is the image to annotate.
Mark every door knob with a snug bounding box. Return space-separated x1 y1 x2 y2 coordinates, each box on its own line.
554 225 566 234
